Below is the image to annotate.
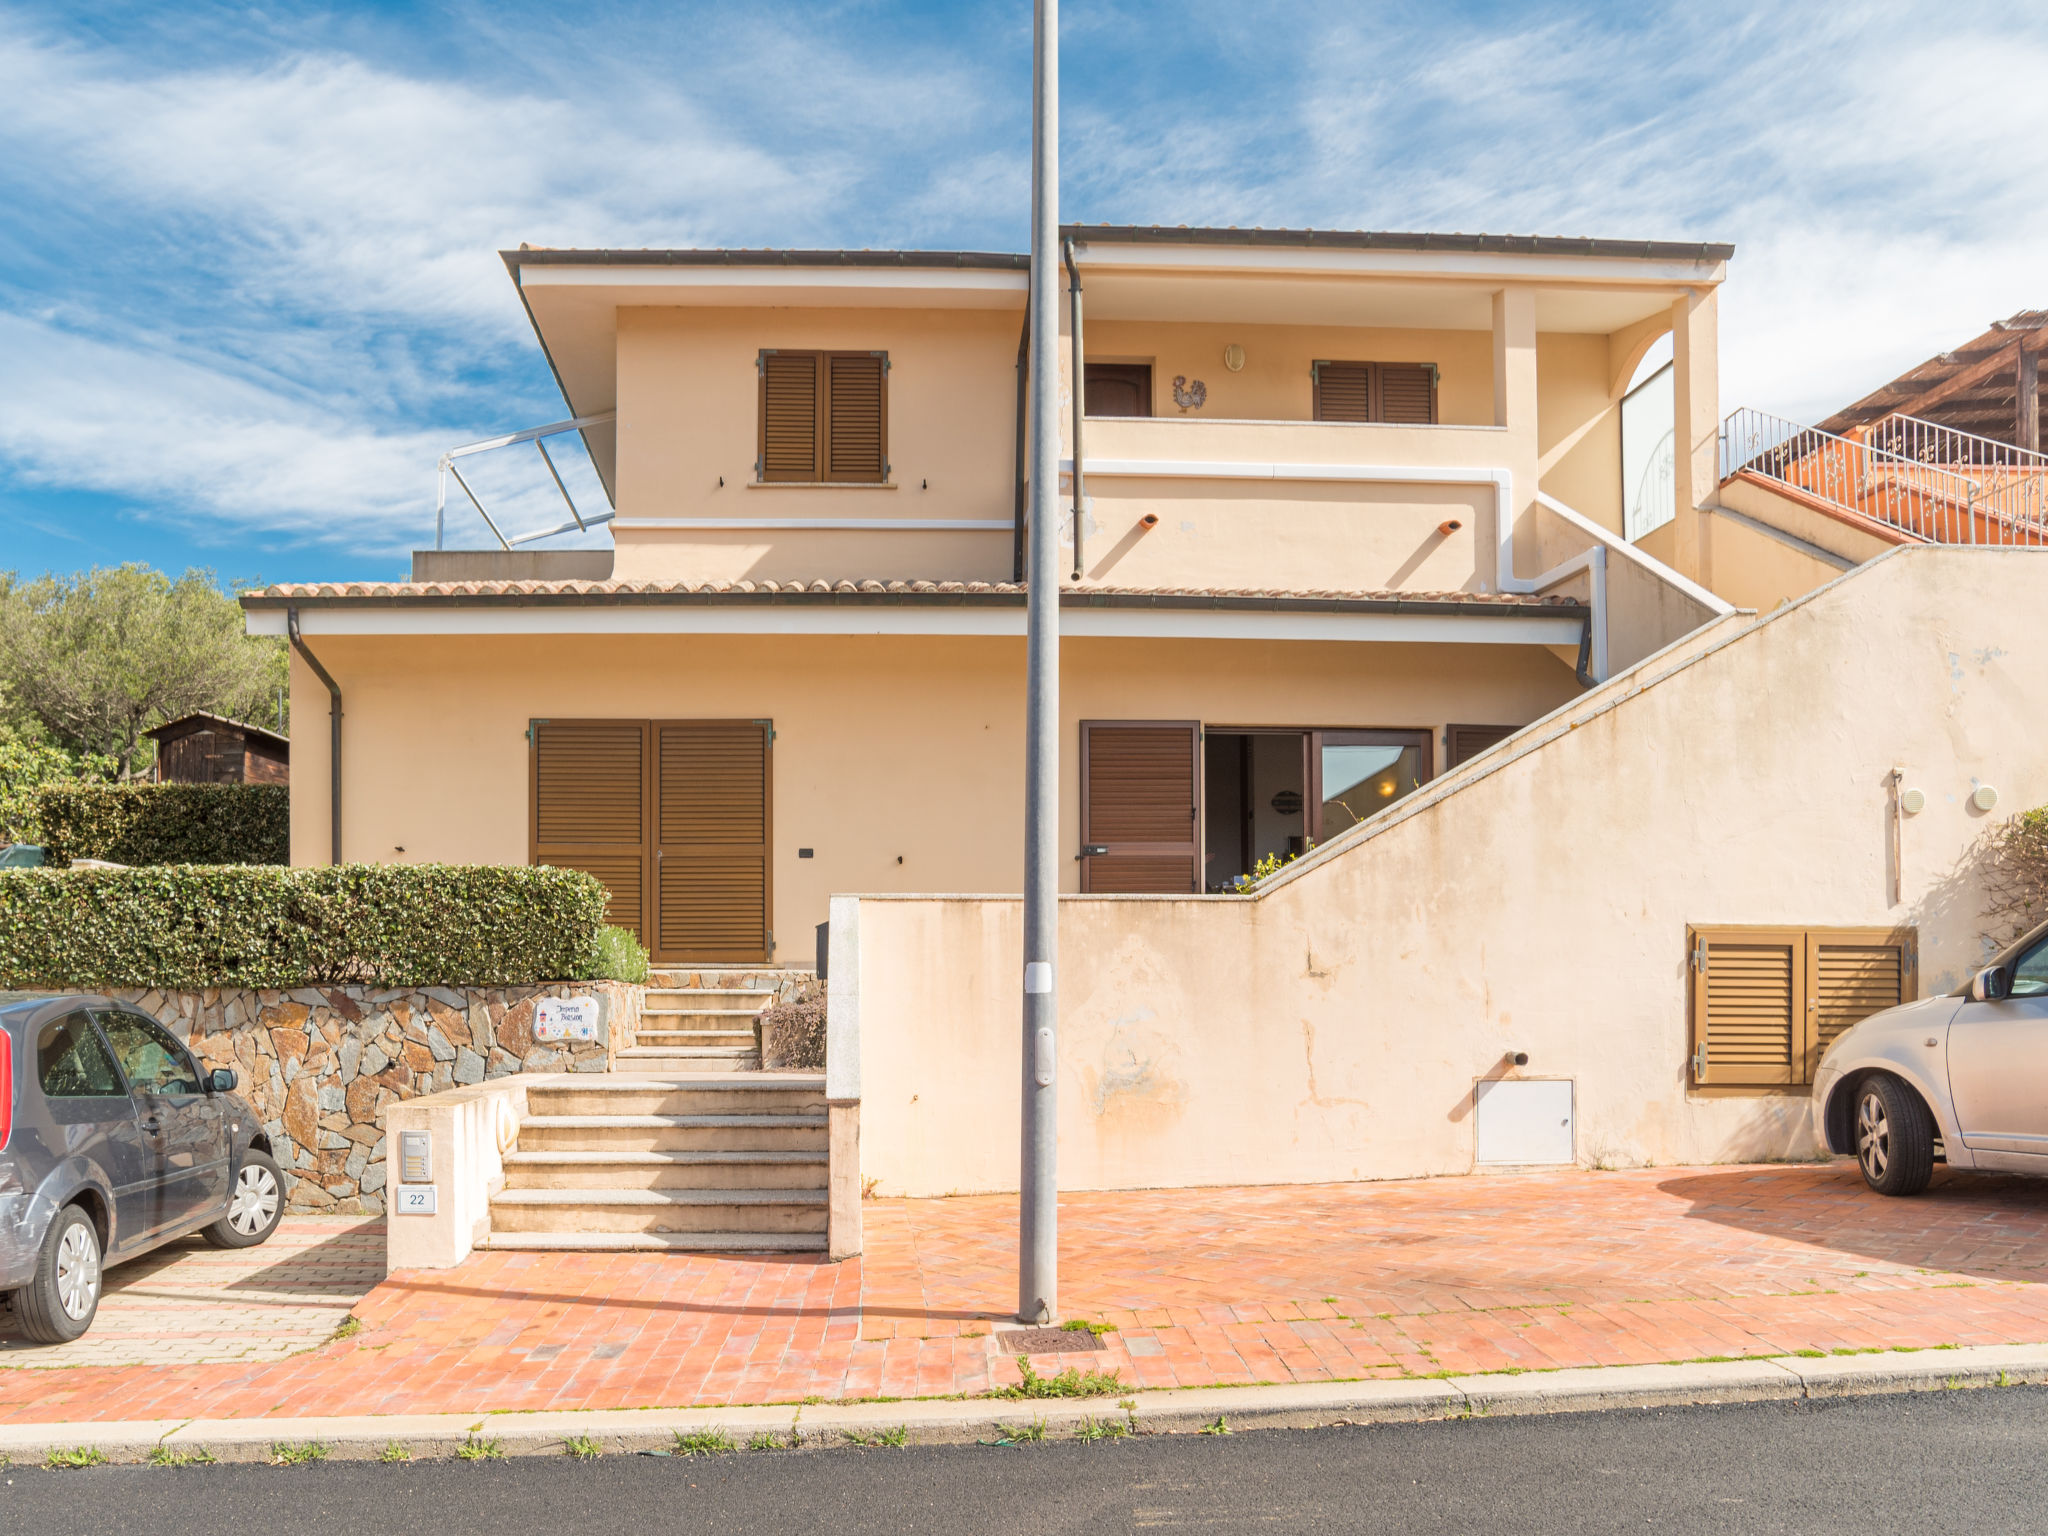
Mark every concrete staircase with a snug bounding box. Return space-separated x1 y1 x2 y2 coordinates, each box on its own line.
613 968 785 1073
483 967 829 1254
484 1075 829 1252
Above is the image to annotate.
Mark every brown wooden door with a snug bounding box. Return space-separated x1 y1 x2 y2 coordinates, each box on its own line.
654 721 773 963
530 719 651 945
1080 721 1200 893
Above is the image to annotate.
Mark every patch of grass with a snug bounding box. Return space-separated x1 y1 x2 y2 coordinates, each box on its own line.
1073 1415 1128 1441
745 1431 788 1452
456 1435 503 1461
1793 1349 1826 1358
330 1315 363 1342
841 1425 909 1449
1198 1415 1232 1436
145 1445 216 1468
989 1356 1127 1400
563 1434 603 1461
1009 1418 1049 1443
270 1441 329 1466
673 1428 735 1457
378 1442 412 1464
1061 1319 1115 1337
44 1446 106 1470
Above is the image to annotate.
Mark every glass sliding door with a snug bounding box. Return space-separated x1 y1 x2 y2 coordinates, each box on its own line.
1311 730 1433 842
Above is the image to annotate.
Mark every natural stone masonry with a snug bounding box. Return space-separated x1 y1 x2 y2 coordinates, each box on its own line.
54 982 642 1214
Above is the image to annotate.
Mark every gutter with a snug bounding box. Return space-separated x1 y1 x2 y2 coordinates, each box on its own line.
1012 303 1030 583
286 608 343 865
1064 238 1085 581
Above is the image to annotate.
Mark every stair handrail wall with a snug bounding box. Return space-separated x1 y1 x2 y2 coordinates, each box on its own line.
1719 407 2047 547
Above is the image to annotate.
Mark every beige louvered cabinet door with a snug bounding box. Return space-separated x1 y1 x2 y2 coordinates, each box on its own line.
1080 721 1200 894
759 351 820 481
530 720 650 945
826 353 887 482
1690 928 1803 1086
1805 929 1916 1081
654 721 773 963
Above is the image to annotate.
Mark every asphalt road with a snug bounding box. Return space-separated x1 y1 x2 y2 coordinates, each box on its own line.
7 1387 2048 1534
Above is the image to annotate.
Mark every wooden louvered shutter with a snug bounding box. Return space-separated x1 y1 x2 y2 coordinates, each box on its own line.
1691 928 1802 1086
1080 721 1200 894
1447 724 1515 768
827 353 886 482
531 720 649 945
1805 930 1915 1081
1313 361 1373 423
654 721 772 963
1378 363 1437 424
760 352 820 481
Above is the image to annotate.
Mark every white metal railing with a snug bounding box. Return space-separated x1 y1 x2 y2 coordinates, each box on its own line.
434 411 616 550
1719 407 2048 546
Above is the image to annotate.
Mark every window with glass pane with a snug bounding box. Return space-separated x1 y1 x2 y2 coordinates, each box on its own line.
37 1013 125 1098
1319 737 1428 838
95 1012 202 1095
2013 936 2048 998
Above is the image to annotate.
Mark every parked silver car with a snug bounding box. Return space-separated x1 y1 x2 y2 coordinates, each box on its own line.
0 995 285 1342
1814 917 2048 1195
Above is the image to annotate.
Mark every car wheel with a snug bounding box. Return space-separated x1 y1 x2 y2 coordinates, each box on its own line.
1854 1075 1935 1197
11 1205 103 1344
202 1151 287 1249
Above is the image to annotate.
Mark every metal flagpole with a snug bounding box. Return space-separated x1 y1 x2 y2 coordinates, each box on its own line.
1018 0 1060 1325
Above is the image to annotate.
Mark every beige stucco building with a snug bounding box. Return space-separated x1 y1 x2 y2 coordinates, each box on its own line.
245 225 1747 966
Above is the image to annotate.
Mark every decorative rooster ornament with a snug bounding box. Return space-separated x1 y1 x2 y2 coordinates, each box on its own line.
1172 375 1208 413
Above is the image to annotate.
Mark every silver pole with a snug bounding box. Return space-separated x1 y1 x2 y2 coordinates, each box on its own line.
1019 0 1060 1326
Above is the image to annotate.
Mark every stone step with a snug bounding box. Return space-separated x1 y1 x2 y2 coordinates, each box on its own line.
519 1113 826 1153
490 1187 828 1234
527 1077 824 1117
646 969 811 990
644 992 778 1011
503 1149 828 1191
634 1029 759 1048
478 1231 828 1254
613 1050 760 1075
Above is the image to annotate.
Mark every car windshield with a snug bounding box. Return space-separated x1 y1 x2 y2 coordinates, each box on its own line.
2013 936 2048 998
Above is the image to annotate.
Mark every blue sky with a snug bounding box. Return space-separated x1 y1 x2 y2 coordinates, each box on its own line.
3 0 2044 584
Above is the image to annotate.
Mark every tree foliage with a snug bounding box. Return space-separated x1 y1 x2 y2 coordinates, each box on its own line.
0 718 116 845
0 566 288 778
1984 805 2048 946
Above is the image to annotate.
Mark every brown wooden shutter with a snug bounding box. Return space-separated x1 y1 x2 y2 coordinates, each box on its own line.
1447 724 1515 768
827 353 886 482
1692 928 1801 1086
1080 721 1200 894
1690 925 1917 1087
760 352 820 481
531 720 649 944
1806 930 1915 1080
1378 363 1438 424
1313 362 1373 422
654 721 772 963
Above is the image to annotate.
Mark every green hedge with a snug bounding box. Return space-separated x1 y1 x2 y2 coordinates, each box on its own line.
0 864 609 989
35 783 290 867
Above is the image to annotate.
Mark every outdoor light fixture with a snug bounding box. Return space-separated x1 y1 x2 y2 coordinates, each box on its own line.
1900 787 1926 814
1973 785 2001 811
1223 343 1246 372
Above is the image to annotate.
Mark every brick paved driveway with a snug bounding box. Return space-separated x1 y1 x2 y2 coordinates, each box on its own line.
0 1217 382 1369
4 1162 2048 1422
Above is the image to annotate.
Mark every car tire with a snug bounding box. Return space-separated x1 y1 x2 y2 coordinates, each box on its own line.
1854 1075 1935 1197
202 1150 287 1249
11 1205 103 1344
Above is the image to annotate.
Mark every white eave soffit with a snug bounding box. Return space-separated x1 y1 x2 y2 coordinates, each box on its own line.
1067 239 1728 288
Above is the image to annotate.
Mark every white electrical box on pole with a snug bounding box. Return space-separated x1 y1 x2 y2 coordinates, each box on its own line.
1018 0 1060 1326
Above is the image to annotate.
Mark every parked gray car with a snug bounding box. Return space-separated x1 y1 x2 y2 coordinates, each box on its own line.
0 995 284 1342
1815 917 2048 1195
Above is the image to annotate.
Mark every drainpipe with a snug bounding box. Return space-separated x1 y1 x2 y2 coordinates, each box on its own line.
1012 303 1031 584
287 607 343 865
1064 237 1084 582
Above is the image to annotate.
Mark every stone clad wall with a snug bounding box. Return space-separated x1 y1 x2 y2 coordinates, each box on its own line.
68 982 642 1214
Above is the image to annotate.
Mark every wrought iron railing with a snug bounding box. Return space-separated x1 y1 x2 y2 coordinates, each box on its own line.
1719 407 2048 546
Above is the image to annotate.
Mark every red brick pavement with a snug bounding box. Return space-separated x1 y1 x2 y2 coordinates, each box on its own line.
6 1161 2048 1423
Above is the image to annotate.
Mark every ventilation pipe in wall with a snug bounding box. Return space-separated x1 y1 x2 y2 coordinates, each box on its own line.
287 607 343 865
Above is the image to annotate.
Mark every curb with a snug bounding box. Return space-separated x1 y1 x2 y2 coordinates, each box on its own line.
7 1342 2048 1464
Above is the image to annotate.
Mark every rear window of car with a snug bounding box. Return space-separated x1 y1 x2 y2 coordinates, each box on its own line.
37 1013 125 1098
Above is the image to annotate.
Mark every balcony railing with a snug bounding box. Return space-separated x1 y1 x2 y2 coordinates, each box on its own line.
434 411 616 550
1719 408 2048 547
